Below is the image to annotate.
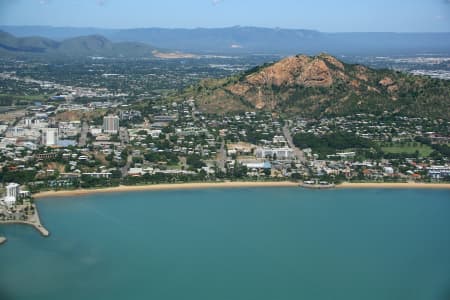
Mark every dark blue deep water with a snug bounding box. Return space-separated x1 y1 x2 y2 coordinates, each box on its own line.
1 188 450 300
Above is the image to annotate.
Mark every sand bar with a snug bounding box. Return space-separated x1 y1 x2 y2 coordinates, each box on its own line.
34 181 299 199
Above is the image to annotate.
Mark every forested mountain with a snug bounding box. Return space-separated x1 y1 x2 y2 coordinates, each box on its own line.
0 30 156 58
2 25 449 55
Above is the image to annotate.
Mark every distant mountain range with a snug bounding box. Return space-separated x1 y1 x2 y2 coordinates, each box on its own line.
1 25 450 56
183 54 450 119
0 30 156 58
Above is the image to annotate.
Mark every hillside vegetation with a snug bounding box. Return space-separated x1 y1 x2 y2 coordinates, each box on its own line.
0 30 156 58
184 54 450 120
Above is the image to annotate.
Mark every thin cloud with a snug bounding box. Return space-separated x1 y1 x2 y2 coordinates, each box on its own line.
212 0 224 6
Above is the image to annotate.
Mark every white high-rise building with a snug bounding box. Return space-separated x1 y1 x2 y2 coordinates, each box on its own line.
42 128 59 146
24 118 33 128
103 115 120 134
5 182 20 206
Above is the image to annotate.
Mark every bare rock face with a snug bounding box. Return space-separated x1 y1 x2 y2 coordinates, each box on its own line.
388 84 399 93
299 58 333 87
321 54 345 70
227 83 251 96
367 86 381 93
246 56 307 86
355 65 369 82
227 55 338 109
379 77 394 86
350 80 360 88
245 55 333 88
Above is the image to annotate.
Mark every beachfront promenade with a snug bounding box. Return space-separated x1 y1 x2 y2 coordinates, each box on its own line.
33 181 450 199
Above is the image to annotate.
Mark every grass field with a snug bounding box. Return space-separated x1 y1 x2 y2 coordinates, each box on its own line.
0 93 49 102
380 143 433 157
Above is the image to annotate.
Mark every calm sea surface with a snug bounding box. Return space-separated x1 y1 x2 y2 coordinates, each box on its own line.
1 188 450 300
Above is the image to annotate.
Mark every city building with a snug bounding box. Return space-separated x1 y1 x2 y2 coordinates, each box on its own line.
25 118 33 128
4 182 20 206
82 172 113 179
427 165 450 179
241 161 272 170
58 121 81 138
42 128 59 146
255 147 294 160
103 115 120 134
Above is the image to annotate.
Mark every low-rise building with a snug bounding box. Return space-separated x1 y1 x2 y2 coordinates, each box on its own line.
427 165 450 179
255 147 294 160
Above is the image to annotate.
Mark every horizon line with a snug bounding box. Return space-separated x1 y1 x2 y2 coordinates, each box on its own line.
1 24 450 34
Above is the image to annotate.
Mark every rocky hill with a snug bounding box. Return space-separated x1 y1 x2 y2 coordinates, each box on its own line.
185 54 450 119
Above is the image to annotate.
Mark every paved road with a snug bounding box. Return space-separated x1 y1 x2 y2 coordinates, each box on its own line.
121 153 132 178
283 124 306 163
119 127 129 146
78 121 89 147
217 139 227 172
119 127 131 177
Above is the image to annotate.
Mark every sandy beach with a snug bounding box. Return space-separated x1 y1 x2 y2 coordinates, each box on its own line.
33 181 299 199
33 181 450 199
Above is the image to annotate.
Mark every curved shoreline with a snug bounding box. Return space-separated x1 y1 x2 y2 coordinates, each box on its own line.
3 181 448 246
0 221 49 237
33 181 450 199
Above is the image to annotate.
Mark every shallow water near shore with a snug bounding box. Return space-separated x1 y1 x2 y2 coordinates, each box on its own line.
1 188 450 300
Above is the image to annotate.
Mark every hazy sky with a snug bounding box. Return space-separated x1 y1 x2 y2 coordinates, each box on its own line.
0 0 449 32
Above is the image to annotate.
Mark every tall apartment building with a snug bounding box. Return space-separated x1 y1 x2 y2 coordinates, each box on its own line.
4 182 20 206
103 115 120 134
42 128 59 146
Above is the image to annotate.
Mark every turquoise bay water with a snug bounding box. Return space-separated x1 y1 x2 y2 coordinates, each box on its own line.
1 188 450 300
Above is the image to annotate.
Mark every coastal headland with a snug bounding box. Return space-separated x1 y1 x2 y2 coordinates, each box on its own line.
33 181 450 199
